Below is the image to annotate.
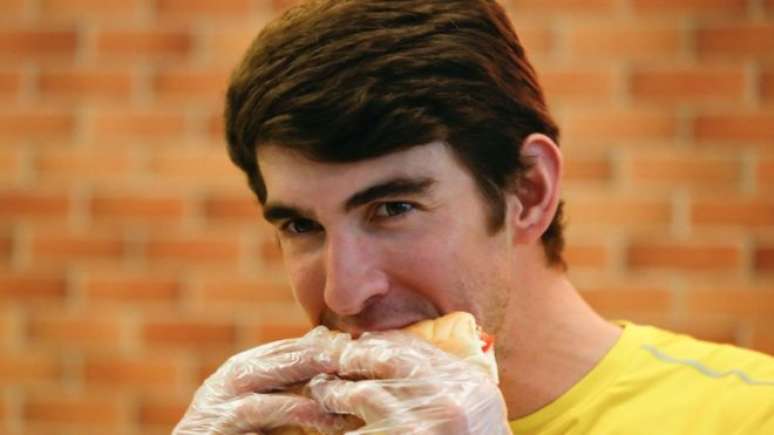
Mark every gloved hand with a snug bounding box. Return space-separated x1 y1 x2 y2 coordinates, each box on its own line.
173 326 511 434
172 326 360 434
306 329 511 435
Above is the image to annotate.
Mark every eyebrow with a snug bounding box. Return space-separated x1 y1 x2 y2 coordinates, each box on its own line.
262 176 436 224
262 203 313 225
344 176 436 211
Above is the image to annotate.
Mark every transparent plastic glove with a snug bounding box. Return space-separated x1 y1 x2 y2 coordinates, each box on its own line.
307 329 512 435
173 326 359 435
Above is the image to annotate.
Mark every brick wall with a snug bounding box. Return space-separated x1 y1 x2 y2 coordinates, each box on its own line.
1 0 773 433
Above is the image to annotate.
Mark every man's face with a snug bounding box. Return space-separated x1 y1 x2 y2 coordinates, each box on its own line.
258 142 514 336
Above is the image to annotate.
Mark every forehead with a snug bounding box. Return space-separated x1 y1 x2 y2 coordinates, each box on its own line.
256 142 463 202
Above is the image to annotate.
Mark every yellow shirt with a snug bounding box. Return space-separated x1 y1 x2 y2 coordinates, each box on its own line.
509 322 774 435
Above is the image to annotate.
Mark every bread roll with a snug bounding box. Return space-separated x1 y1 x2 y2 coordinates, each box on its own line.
269 311 497 435
403 311 498 382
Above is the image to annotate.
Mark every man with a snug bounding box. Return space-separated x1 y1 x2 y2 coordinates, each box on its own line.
174 0 774 433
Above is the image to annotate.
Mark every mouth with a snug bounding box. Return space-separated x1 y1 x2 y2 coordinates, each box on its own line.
318 293 442 338
334 316 429 339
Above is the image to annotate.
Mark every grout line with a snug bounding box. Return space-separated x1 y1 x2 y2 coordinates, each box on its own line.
741 149 758 195
672 188 691 239
749 0 765 18
6 386 23 435
746 60 761 109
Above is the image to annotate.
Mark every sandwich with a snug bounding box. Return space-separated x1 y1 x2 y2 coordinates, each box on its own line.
269 311 497 434
402 311 497 382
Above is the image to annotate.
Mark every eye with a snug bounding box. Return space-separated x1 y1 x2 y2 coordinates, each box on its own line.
373 202 415 218
281 218 322 234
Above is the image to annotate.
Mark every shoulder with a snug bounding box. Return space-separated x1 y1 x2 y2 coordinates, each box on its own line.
631 322 774 383
620 323 774 432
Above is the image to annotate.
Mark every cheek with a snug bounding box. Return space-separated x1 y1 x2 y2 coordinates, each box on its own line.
381 236 464 305
394 219 504 309
284 254 326 323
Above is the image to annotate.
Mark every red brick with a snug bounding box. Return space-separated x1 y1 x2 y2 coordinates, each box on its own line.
561 157 613 184
507 23 555 57
540 67 615 101
92 110 185 141
692 198 774 228
85 275 181 304
32 233 125 260
97 30 192 59
254 322 310 344
27 313 122 348
84 356 182 388
0 111 75 141
507 0 616 13
694 113 774 144
629 154 742 190
667 319 740 345
0 70 22 98
40 0 141 17
199 279 294 305
755 246 774 272
207 29 259 64
564 197 672 227
208 111 225 140
38 68 134 100
697 24 774 59
0 0 26 17
0 233 11 260
0 148 21 180
632 0 748 15
566 25 683 61
627 242 740 271
580 288 672 314
91 194 185 221
685 288 774 319
0 30 78 60
153 68 230 101
156 0 254 18
0 190 69 219
564 243 609 269
150 148 244 186
24 395 121 425
142 321 236 348
0 275 67 302
145 235 240 263
24 424 136 435
758 158 774 186
196 357 228 383
35 149 135 182
749 322 774 355
272 0 301 11
762 69 774 102
139 398 189 426
203 194 260 220
260 237 283 263
0 353 61 384
0 306 10 337
630 67 746 102
562 110 678 144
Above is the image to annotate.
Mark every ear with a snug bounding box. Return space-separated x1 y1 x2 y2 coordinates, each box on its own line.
507 133 562 245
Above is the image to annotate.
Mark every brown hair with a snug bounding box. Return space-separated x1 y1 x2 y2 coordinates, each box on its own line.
225 0 566 269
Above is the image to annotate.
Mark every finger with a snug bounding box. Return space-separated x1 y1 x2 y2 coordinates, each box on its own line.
338 330 448 380
225 327 352 394
226 347 336 395
308 375 404 424
217 393 353 434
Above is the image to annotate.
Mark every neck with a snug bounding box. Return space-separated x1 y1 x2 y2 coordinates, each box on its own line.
495 264 622 420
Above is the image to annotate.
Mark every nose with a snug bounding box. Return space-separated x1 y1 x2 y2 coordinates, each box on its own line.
322 230 389 316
